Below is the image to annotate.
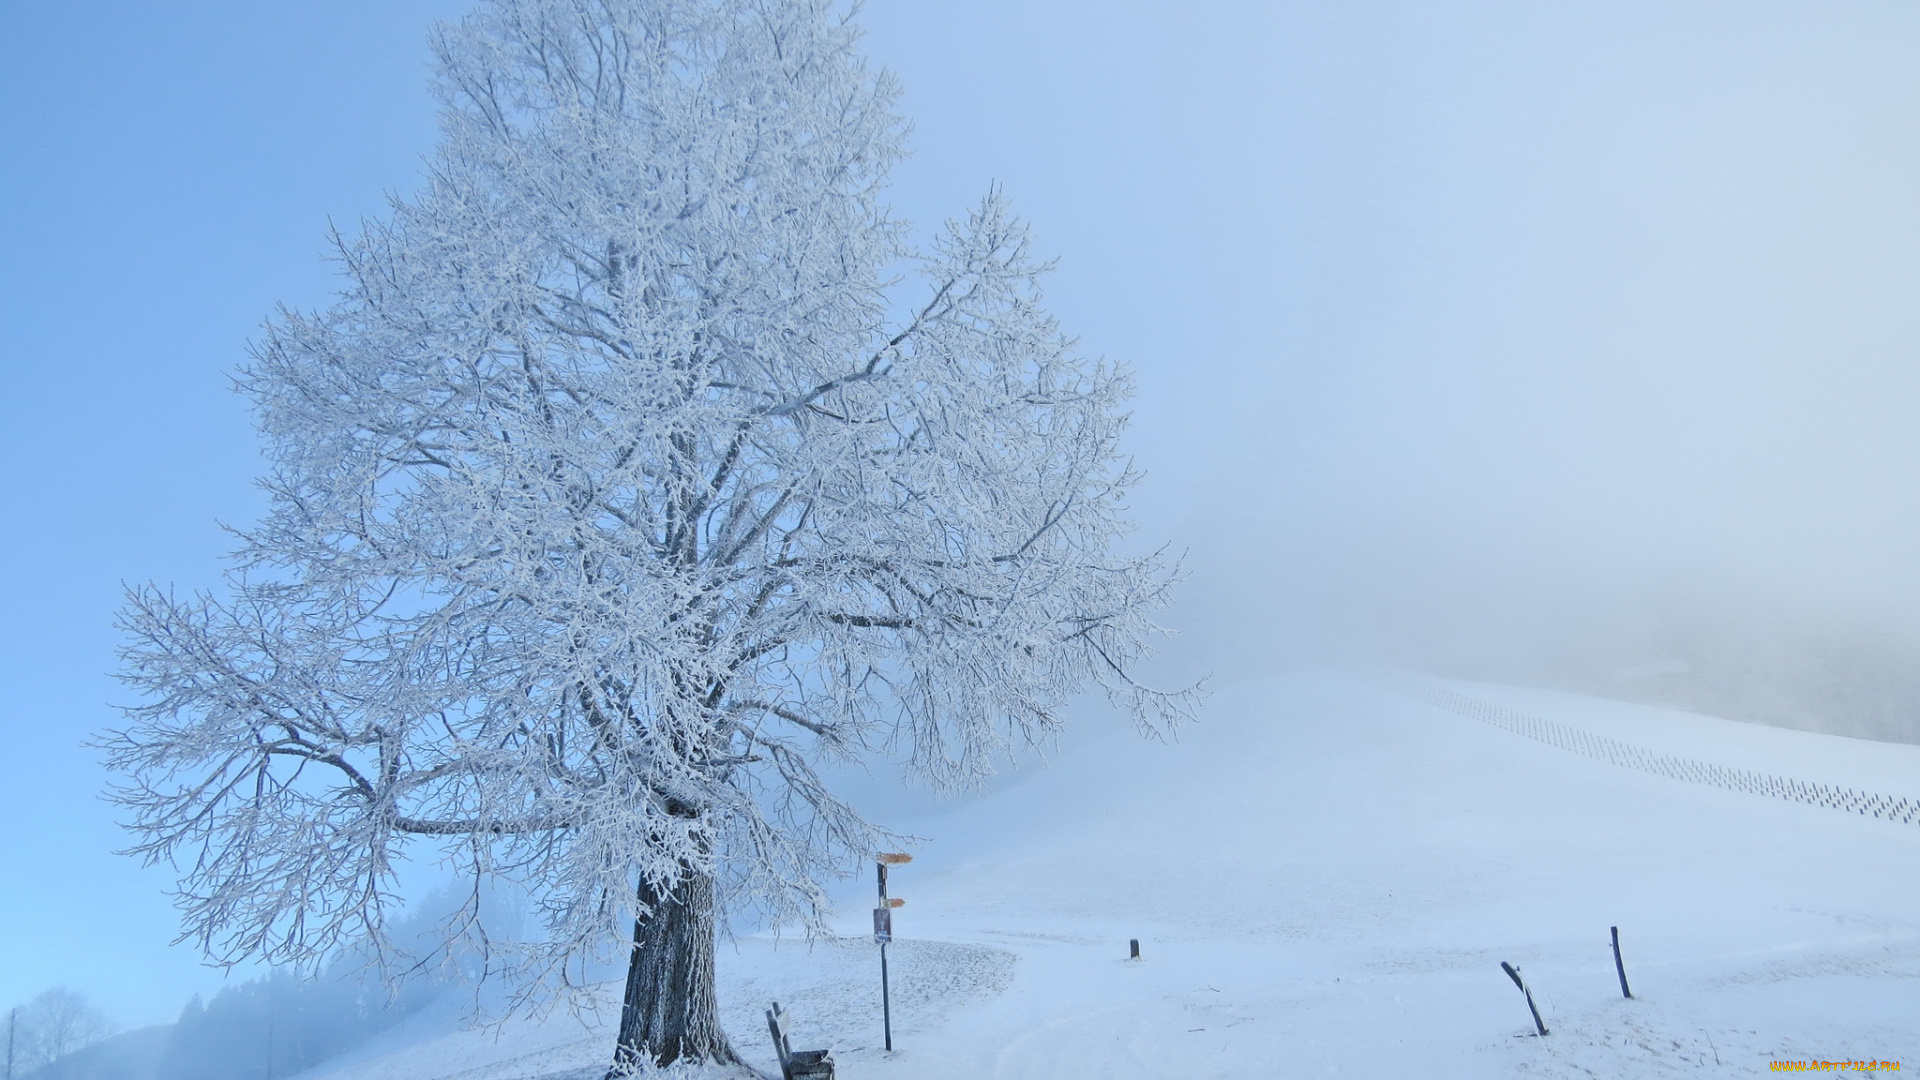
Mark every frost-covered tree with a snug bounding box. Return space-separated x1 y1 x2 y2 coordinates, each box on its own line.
106 0 1193 1071
6 988 116 1074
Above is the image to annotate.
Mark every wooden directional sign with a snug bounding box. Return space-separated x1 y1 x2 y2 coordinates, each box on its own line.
873 906 893 943
877 852 914 865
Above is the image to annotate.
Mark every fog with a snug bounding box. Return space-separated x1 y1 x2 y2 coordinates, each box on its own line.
860 0 1920 740
7 0 1920 1032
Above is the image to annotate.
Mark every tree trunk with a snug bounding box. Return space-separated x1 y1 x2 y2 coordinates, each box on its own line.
608 867 739 1075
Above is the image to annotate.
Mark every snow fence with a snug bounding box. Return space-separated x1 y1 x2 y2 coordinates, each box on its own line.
1379 675 1920 827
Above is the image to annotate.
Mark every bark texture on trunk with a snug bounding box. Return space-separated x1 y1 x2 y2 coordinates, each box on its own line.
608 868 739 1075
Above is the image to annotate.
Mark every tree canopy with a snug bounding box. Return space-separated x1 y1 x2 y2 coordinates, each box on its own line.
107 0 1194 1066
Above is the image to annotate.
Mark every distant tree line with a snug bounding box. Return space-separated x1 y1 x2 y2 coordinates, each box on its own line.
13 887 517 1080
14 964 438 1080
165 964 444 1080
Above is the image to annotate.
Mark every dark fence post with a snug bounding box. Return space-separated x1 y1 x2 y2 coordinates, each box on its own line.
1610 926 1633 999
1500 962 1549 1036
1129 938 1140 960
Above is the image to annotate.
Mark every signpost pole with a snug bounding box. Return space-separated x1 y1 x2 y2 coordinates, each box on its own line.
878 861 892 1053
874 853 912 1054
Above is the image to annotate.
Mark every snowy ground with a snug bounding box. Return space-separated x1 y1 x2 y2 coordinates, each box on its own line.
290 673 1920 1078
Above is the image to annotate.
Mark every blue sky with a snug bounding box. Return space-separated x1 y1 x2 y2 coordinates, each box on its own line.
0 0 466 1023
9 0 1920 1028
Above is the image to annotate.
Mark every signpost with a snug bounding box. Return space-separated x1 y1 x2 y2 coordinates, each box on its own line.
875 853 912 1052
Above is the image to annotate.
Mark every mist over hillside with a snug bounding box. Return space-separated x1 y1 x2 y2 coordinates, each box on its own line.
10 0 1920 1058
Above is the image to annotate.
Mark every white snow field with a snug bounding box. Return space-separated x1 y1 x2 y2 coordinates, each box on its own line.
291 673 1920 1079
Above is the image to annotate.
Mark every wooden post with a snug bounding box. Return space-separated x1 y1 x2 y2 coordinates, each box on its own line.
1610 926 1633 999
1500 962 1549 1036
1128 938 1140 960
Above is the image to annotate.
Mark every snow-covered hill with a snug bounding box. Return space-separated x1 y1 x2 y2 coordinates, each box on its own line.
291 673 1920 1079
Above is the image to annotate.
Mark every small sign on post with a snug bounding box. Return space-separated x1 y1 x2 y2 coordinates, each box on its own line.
872 906 892 943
